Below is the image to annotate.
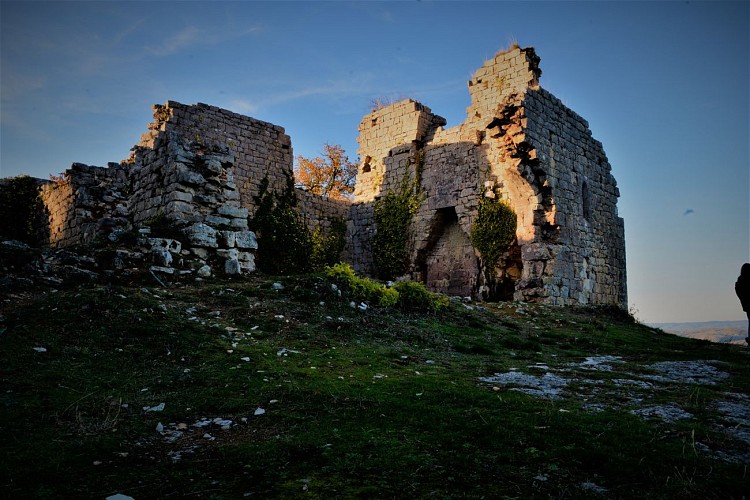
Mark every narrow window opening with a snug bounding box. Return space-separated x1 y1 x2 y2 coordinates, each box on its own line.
362 156 372 173
582 180 591 220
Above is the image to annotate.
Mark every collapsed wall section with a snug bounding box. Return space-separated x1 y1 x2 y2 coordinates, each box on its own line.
354 99 446 203
21 101 349 277
40 163 130 248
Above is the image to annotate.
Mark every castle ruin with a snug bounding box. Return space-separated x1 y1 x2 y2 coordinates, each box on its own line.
2 45 626 307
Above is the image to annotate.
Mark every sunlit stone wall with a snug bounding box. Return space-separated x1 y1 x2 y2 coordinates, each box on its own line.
351 45 626 306
40 163 130 248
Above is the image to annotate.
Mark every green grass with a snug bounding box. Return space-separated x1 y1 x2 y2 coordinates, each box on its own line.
1 275 748 498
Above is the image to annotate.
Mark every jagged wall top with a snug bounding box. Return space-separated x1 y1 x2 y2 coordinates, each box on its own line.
466 45 541 127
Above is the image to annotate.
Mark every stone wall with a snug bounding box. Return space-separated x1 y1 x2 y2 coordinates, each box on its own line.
296 188 350 234
26 101 342 278
2 45 626 305
40 163 130 248
351 45 626 306
126 101 293 225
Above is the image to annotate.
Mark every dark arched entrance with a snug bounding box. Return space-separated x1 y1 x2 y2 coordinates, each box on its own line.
419 207 479 297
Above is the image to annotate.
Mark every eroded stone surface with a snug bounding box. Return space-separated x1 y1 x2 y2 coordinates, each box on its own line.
479 357 749 463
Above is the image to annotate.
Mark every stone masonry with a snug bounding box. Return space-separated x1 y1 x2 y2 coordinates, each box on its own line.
41 162 130 248
351 45 626 306
3 45 626 306
22 101 349 279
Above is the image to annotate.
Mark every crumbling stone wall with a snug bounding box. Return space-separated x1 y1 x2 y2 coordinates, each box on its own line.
4 45 625 305
26 100 340 277
352 45 626 306
40 163 130 248
126 101 292 225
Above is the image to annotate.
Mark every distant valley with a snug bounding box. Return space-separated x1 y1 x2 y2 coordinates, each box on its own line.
651 320 748 345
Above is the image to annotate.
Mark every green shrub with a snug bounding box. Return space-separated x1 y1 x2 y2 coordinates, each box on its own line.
325 264 447 312
470 197 517 269
393 280 449 312
325 263 398 307
250 174 312 275
373 174 424 280
310 217 347 271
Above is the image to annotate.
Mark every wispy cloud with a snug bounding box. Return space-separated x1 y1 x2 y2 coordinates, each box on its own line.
146 26 203 56
146 24 261 57
0 72 45 101
229 99 259 114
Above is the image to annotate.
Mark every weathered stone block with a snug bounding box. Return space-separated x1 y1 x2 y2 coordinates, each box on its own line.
184 223 218 248
217 248 239 260
176 165 206 186
224 258 242 275
229 218 249 229
234 231 258 249
204 215 231 226
217 204 248 219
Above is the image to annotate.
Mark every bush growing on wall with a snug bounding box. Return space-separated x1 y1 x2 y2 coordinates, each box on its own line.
373 174 424 280
250 174 312 275
470 197 517 269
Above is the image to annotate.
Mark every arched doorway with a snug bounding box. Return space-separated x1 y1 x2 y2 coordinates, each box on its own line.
420 207 479 297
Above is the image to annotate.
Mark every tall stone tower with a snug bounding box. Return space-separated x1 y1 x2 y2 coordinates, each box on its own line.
350 45 626 306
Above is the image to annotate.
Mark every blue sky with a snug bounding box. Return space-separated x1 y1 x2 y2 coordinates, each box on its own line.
1 1 748 323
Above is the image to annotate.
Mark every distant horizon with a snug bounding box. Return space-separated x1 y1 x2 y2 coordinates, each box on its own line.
649 320 747 328
2 1 747 324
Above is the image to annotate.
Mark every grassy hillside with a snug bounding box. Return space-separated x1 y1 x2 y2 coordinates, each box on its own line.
1 273 749 498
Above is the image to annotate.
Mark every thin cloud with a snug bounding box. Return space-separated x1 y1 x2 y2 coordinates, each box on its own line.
229 99 259 114
146 26 203 56
0 72 45 101
146 25 261 57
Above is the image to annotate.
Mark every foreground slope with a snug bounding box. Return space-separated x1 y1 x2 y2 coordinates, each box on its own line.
1 274 748 498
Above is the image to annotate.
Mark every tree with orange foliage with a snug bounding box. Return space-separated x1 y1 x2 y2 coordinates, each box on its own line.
294 143 358 200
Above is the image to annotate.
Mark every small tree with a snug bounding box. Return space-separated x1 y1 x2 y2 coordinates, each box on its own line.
470 197 517 269
294 144 357 200
249 174 312 275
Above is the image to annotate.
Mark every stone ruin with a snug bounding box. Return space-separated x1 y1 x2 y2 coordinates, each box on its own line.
351 46 626 306
0 45 626 307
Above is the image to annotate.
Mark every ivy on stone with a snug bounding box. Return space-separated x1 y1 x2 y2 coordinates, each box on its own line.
249 173 312 275
373 174 424 280
470 197 517 269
